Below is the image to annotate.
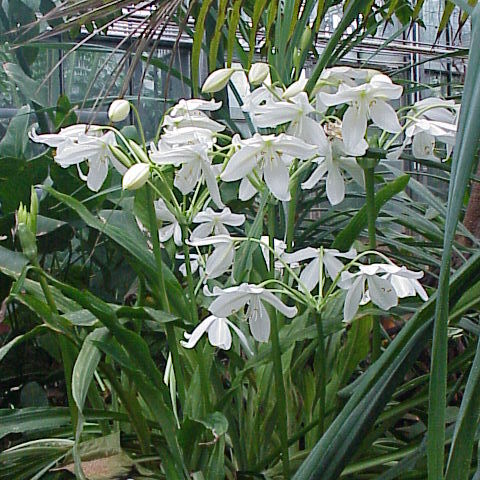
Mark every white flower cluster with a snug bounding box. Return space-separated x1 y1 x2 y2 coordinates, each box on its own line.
29 63 440 354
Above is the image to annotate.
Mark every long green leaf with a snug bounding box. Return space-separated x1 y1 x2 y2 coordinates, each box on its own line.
428 6 480 479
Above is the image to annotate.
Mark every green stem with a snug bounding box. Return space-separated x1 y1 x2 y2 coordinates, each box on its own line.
286 162 299 253
268 203 290 478
314 310 326 437
181 225 211 412
145 186 186 408
363 166 381 362
181 225 198 324
35 261 78 433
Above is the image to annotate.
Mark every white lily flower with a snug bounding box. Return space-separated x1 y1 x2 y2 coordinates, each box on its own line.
241 85 281 116
312 66 363 112
160 127 217 149
191 207 245 240
53 130 118 192
388 98 458 162
205 283 297 342
283 247 357 291
154 198 183 246
301 137 364 205
180 314 253 354
339 263 425 322
247 92 328 149
150 143 224 209
29 124 103 148
188 235 235 279
260 235 287 270
170 98 222 117
162 112 225 133
221 133 317 201
318 73 403 155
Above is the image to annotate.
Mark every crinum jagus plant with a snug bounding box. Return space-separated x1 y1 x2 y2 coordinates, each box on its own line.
1 61 466 480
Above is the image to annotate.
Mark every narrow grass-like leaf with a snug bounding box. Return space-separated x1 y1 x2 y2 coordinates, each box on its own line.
428 6 480 479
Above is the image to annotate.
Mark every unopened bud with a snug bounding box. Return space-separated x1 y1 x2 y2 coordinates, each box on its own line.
108 99 130 122
128 140 150 164
122 163 150 190
109 145 132 169
248 63 269 86
29 187 38 234
202 68 235 93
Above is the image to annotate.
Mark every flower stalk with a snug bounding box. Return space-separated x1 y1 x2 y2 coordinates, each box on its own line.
145 185 186 408
268 202 291 478
363 164 381 362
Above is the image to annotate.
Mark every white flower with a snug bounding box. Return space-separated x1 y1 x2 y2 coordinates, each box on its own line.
191 207 245 240
242 85 281 116
339 263 425 322
122 163 150 190
188 235 235 279
260 235 287 270
283 247 357 291
154 198 183 246
162 112 225 134
108 99 130 122
388 98 458 162
248 62 270 85
150 143 224 209
170 98 222 117
312 66 362 112
247 91 327 144
160 127 217 149
202 68 236 93
301 137 364 205
318 73 403 156
53 130 119 192
221 133 317 201
180 314 253 354
205 283 297 342
29 124 102 148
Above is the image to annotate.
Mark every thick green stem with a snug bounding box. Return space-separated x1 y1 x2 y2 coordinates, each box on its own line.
314 311 326 437
145 186 186 408
363 166 381 362
268 203 290 478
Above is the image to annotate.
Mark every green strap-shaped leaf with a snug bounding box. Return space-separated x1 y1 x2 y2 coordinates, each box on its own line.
208 0 228 71
191 0 215 96
429 6 480 479
72 328 110 480
332 174 410 251
227 0 243 67
445 337 480 480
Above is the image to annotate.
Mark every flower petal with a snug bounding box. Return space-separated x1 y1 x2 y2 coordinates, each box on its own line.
207 317 232 350
367 275 398 311
180 316 216 348
326 162 345 205
369 99 401 133
344 275 365 322
263 153 291 201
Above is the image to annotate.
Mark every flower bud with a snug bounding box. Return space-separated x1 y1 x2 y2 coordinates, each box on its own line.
202 68 235 93
108 99 130 122
300 26 312 53
109 145 132 169
29 187 38 234
122 163 150 190
128 140 150 164
248 63 269 86
283 77 307 99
